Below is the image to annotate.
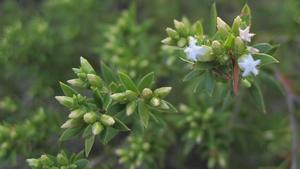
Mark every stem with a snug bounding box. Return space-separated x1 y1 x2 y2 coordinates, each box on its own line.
232 58 239 96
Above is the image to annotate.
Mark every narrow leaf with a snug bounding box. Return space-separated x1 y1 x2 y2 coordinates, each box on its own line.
85 135 95 157
250 81 266 113
253 53 279 66
209 3 217 36
101 62 117 84
204 72 216 96
60 82 78 97
138 101 150 128
59 128 81 141
119 72 139 93
138 72 155 91
112 117 130 131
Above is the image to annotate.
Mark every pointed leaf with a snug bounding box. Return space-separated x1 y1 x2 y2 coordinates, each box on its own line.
119 72 139 93
99 127 119 144
112 117 130 131
85 135 95 157
253 53 279 66
250 81 266 113
204 72 216 96
240 4 251 25
59 128 81 141
138 101 149 128
209 3 217 36
101 62 117 84
138 72 155 91
60 82 78 97
183 69 203 82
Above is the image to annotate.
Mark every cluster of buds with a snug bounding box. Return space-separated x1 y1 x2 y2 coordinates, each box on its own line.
27 151 89 169
178 105 230 169
162 4 278 95
115 136 152 169
55 57 175 156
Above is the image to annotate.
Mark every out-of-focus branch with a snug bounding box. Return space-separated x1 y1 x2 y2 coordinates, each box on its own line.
275 69 298 169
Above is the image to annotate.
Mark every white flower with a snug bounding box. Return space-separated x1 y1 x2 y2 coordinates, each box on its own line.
238 54 261 77
184 36 212 61
247 46 260 54
239 26 255 42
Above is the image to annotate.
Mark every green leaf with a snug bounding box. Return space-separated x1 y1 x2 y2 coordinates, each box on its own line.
99 127 119 144
253 43 273 53
138 72 155 91
209 2 217 36
204 72 216 96
101 62 117 84
253 53 279 66
84 135 95 157
194 61 219 70
259 72 285 95
59 82 78 97
240 4 251 25
138 101 150 128
179 56 194 64
82 125 92 138
112 117 130 131
119 72 139 93
75 159 89 168
59 128 81 141
183 69 203 82
250 81 266 113
162 100 178 113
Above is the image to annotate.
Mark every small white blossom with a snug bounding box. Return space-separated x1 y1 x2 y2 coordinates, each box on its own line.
238 54 261 77
239 26 255 42
184 36 211 61
247 46 260 54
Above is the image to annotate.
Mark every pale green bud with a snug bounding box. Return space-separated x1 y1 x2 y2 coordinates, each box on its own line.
92 122 103 135
57 153 68 165
80 57 95 73
154 87 172 98
87 74 102 88
193 21 203 36
211 40 223 56
141 88 153 99
83 112 98 124
217 17 231 34
67 79 85 88
68 109 85 119
27 159 39 167
150 97 161 107
177 38 187 47
61 119 78 128
161 37 173 45
124 90 138 101
232 16 242 34
241 79 251 88
174 20 188 36
126 101 137 116
233 37 246 56
110 93 127 103
159 100 170 110
100 114 115 126
55 96 73 108
166 28 178 39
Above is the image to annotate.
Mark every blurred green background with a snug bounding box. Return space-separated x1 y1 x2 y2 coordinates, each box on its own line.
0 0 299 168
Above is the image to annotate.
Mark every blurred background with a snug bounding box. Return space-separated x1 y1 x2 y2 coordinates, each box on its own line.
0 0 299 168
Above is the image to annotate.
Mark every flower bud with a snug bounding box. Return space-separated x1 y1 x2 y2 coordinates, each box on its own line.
124 90 138 101
232 16 242 35
100 114 115 126
92 122 103 135
141 88 153 99
68 109 85 119
80 57 95 73
174 20 188 36
193 20 203 36
61 119 78 128
57 153 68 165
154 87 172 98
55 96 73 108
83 112 98 124
27 159 39 167
211 40 223 56
166 28 178 39
110 93 127 103
87 74 102 88
126 101 137 116
241 79 251 88
217 17 231 35
161 37 173 45
67 79 85 88
233 37 246 56
159 101 170 110
150 97 160 107
177 38 187 47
